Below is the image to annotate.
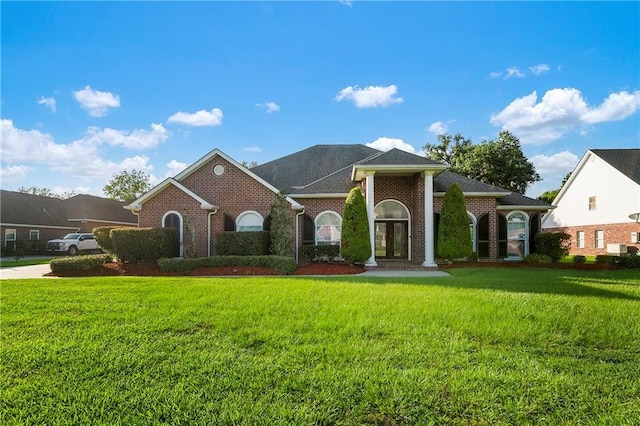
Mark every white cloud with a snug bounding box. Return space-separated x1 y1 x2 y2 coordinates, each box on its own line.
243 146 262 153
427 121 447 135
488 71 503 79
490 88 640 143
340 0 353 7
505 67 525 79
165 160 189 177
83 123 169 150
37 96 57 113
73 86 120 117
256 101 280 113
529 64 550 76
366 137 416 154
0 165 33 182
335 84 403 108
530 151 580 177
167 108 223 126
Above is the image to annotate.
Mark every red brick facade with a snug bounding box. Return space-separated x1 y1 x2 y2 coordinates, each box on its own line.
545 222 640 256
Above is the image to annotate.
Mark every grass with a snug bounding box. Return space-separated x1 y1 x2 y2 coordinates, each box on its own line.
560 255 597 264
2 268 639 425
0 257 52 268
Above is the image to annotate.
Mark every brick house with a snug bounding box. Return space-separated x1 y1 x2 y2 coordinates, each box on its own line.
126 145 552 266
542 149 640 256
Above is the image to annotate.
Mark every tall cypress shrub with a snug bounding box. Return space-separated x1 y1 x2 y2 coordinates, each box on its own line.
269 192 293 256
340 187 371 264
437 183 472 261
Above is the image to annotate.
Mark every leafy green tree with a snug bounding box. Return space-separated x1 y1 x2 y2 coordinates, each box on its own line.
18 186 76 199
269 192 293 257
103 169 151 202
437 183 472 261
537 172 572 204
340 187 371 264
424 130 540 194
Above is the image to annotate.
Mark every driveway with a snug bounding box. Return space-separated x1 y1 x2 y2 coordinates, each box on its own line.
0 263 54 279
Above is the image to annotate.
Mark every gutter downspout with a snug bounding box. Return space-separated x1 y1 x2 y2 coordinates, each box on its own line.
295 208 306 264
207 209 218 257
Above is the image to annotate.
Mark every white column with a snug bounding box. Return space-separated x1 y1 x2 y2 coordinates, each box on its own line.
365 171 377 266
423 171 437 267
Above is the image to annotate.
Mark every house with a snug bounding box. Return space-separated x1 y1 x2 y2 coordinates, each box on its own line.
125 145 552 266
542 149 640 256
1 190 138 253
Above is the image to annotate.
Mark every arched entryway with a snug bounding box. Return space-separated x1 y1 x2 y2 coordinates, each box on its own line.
374 200 410 260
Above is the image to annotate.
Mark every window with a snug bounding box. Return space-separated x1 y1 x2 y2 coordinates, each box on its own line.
588 196 596 211
468 213 477 254
162 211 183 257
506 212 528 258
595 230 604 249
576 231 585 248
315 211 342 245
236 211 264 232
29 230 40 240
477 214 490 258
5 229 16 250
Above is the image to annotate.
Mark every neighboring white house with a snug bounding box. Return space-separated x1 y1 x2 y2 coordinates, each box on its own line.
542 149 640 256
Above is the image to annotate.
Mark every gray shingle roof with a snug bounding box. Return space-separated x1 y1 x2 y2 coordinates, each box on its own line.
496 192 553 208
360 148 444 166
434 171 510 194
65 194 137 223
591 149 640 185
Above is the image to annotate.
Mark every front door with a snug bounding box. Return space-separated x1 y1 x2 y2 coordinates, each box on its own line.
375 221 408 259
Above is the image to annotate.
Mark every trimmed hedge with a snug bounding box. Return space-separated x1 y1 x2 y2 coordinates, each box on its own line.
157 255 296 274
50 254 113 273
299 245 340 263
93 226 118 252
111 227 177 263
596 254 640 269
215 232 271 256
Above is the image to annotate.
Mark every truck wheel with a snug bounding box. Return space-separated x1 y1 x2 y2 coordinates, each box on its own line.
68 246 78 256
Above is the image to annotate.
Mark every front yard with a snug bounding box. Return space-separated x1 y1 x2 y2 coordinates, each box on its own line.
2 268 639 424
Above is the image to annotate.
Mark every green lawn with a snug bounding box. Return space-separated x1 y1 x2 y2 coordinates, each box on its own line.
2 268 639 425
0 257 52 268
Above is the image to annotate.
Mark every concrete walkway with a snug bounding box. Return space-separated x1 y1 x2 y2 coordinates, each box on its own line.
1 263 54 279
360 270 449 277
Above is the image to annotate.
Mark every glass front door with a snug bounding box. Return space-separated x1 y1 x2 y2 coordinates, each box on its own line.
375 221 408 259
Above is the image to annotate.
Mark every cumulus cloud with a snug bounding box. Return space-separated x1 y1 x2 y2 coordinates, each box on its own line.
73 86 120 117
0 165 33 182
529 64 550 76
366 137 416 154
490 88 640 143
256 101 280 113
37 96 57 113
167 108 223 126
335 84 403 108
165 160 189 177
427 121 448 135
83 123 169 150
530 151 580 177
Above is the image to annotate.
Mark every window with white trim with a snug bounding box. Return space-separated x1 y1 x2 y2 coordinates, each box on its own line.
576 231 585 249
237 211 264 232
5 229 16 250
315 211 342 245
29 230 40 240
468 213 477 253
506 211 528 258
588 196 596 211
595 230 604 249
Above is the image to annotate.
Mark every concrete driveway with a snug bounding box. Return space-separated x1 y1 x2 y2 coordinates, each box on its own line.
0 263 54 279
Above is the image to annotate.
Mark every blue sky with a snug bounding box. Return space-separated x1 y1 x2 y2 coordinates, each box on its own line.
2 1 638 198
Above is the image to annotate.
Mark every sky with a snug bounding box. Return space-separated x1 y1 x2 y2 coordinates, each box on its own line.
1 1 639 199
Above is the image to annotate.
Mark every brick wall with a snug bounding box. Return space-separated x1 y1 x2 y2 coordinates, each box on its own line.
545 222 640 256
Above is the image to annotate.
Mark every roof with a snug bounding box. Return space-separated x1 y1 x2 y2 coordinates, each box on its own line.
434 171 511 195
591 149 640 185
65 194 138 224
360 148 444 166
496 192 554 210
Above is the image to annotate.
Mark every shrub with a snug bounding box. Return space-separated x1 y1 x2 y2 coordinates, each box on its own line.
16 239 47 255
523 253 552 263
269 193 294 256
93 226 119 253
595 255 617 264
534 232 571 262
340 187 371 264
618 255 640 269
216 232 271 256
50 254 113 273
573 255 586 264
299 245 340 263
111 227 177 263
157 255 296 274
437 184 472 261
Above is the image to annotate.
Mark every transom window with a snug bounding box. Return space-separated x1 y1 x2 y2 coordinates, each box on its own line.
315 211 342 245
374 200 409 219
237 211 264 232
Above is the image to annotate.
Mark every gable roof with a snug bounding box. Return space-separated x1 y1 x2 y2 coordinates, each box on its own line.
591 149 640 185
125 178 217 211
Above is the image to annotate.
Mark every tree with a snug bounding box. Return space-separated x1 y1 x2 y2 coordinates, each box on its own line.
241 160 258 169
269 192 293 257
340 187 371 264
18 186 76 199
423 130 540 194
437 184 472 261
537 172 572 204
103 169 151 202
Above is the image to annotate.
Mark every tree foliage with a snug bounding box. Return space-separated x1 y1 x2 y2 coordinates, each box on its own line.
103 169 151 203
340 187 371 264
18 186 76 199
269 193 293 257
424 130 540 194
437 184 472 261
537 172 572 204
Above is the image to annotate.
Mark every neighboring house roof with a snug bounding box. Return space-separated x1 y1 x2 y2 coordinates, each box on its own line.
590 149 640 185
0 190 137 229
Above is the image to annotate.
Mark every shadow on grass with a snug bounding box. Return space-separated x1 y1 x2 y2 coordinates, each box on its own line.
321 268 640 301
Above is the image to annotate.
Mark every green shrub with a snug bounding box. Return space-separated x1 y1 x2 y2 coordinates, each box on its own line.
340 187 371 264
216 231 271 256
93 226 119 252
595 255 616 264
573 255 586 264
50 254 113 273
299 245 341 263
111 227 177 263
534 232 571 262
157 255 296 274
269 193 293 256
618 255 640 269
437 184 472 261
16 239 47 255
523 253 552 263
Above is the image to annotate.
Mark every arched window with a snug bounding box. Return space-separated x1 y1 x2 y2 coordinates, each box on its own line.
374 200 409 219
468 212 477 254
162 211 182 257
315 211 342 245
236 211 264 232
506 211 529 259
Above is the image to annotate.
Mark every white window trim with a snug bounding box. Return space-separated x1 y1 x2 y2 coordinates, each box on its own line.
29 230 40 240
373 199 412 261
314 210 342 246
506 211 529 259
5 229 16 249
468 212 477 254
236 210 264 232
595 230 605 249
576 231 585 249
162 210 183 257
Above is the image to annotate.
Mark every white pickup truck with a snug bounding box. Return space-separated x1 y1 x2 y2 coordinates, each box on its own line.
45 233 102 255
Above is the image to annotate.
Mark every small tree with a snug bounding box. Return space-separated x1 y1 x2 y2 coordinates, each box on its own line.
103 169 151 202
340 187 371 264
437 184 472 261
269 192 293 257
